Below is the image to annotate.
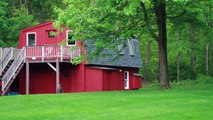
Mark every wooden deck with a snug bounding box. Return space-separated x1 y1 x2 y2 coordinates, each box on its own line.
0 46 81 95
0 46 80 63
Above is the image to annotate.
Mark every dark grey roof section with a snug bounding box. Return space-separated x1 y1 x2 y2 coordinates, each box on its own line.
86 39 143 68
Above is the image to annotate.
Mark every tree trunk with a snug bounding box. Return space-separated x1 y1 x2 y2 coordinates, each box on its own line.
24 0 29 10
19 0 22 6
154 1 170 88
144 40 152 81
206 43 209 75
177 52 181 82
177 31 181 82
189 23 196 66
141 0 169 88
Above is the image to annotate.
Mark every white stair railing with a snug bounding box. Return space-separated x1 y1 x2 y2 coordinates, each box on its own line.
0 47 2 61
0 48 14 76
1 47 26 93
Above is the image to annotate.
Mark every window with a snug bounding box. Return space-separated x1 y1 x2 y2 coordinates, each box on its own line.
48 31 56 38
128 39 135 56
66 30 75 46
63 72 69 78
27 32 36 46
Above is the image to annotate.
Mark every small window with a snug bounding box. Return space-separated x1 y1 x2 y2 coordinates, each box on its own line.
63 72 69 78
128 39 135 56
66 30 75 46
48 31 56 38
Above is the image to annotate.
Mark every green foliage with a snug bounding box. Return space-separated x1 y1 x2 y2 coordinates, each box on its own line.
171 74 213 86
55 0 146 60
168 62 197 81
167 0 213 81
0 0 64 47
71 55 86 65
7 6 37 45
193 74 213 85
0 1 8 46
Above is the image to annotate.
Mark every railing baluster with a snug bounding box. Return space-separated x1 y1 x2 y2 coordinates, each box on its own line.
60 46 63 62
42 46 44 62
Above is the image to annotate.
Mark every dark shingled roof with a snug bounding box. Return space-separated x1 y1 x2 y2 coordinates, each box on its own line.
86 39 143 68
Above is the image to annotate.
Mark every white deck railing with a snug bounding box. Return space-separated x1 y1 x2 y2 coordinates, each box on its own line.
26 46 80 62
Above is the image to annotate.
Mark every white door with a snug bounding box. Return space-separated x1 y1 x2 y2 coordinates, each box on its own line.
124 71 129 89
27 32 36 46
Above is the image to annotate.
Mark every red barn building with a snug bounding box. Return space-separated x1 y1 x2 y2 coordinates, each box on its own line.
0 22 142 95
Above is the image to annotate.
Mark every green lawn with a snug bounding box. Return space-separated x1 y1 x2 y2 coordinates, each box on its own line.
0 84 213 120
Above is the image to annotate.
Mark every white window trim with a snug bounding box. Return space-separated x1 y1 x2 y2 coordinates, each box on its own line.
124 71 129 89
26 32 36 46
66 30 76 46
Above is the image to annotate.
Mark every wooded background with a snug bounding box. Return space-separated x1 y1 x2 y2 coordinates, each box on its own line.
0 0 212 87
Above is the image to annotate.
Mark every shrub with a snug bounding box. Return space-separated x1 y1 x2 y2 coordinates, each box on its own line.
168 62 197 81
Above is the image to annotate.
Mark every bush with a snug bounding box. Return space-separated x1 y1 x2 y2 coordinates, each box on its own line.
171 74 213 86
194 74 213 85
168 62 197 81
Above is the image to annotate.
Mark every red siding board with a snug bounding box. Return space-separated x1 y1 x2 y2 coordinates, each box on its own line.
103 70 125 91
85 67 103 92
18 22 69 48
17 63 142 94
70 64 85 92
18 63 82 94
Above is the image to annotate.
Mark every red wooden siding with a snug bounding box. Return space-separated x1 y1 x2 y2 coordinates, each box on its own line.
84 67 142 92
19 63 81 94
19 64 57 94
103 70 124 91
18 64 141 94
18 22 80 49
60 63 71 93
85 67 103 92
70 64 85 92
130 76 142 90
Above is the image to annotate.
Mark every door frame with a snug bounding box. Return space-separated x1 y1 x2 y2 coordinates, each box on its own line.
124 71 129 89
26 32 36 46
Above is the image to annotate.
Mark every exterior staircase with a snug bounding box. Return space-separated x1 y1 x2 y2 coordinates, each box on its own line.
0 47 26 95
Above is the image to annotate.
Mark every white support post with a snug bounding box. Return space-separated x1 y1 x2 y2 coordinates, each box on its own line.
24 47 26 62
26 60 30 95
42 46 44 62
56 59 60 93
60 46 63 62
78 48 81 57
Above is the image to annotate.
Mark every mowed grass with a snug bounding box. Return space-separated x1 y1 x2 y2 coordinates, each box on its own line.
0 84 213 120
